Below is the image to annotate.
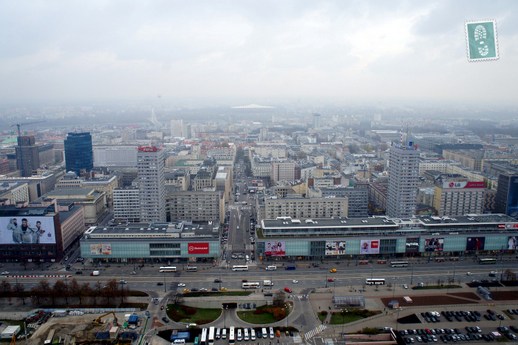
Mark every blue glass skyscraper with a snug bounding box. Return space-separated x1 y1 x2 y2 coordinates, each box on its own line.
64 132 93 176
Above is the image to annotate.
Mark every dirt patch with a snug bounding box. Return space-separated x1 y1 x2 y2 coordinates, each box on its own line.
446 292 481 301
490 290 518 300
381 295 479 307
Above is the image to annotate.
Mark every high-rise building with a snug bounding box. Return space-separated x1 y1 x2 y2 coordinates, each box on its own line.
15 136 40 177
64 132 93 176
495 173 518 217
137 146 166 222
433 180 485 216
387 141 420 218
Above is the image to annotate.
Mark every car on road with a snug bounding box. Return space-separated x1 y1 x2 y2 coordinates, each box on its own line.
327 278 335 282
1 271 10 275
466 272 472 276
214 278 222 283
292 280 299 284
161 317 169 323
329 268 337 273
403 284 408 289
177 283 186 287
156 282 163 286
284 287 292 293
119 280 127 284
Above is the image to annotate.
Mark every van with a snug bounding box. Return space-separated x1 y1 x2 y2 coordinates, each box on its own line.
269 327 275 339
263 280 274 287
237 328 243 341
262 328 268 338
266 265 277 271
251 329 256 340
245 255 250 261
244 328 250 341
216 328 221 339
222 328 227 339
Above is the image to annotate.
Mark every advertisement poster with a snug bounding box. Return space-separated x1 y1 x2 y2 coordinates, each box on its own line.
0 216 56 245
90 243 112 255
405 237 420 253
265 241 286 256
188 242 209 254
466 237 485 251
360 239 380 254
424 238 444 252
325 241 346 255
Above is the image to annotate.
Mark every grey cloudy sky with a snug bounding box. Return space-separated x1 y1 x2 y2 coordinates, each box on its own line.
1 0 517 106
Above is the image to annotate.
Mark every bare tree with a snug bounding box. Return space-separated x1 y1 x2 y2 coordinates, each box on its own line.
1 280 12 304
14 283 25 305
53 280 68 306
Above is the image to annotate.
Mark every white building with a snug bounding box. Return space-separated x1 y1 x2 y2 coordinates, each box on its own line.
113 187 140 222
137 146 166 222
387 141 420 218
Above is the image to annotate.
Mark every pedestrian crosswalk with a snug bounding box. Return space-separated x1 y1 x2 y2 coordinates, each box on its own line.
304 324 327 341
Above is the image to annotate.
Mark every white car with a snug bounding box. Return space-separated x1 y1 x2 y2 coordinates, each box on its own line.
177 283 186 287
466 272 472 276
1 271 9 275
292 280 299 284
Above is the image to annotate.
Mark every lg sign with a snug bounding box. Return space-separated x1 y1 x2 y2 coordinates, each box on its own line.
188 242 209 254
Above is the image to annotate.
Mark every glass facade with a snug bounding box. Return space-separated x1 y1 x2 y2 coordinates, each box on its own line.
64 132 93 175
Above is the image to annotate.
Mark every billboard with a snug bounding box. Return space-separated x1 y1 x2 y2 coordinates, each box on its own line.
443 181 485 189
360 239 380 255
325 241 346 255
90 243 112 255
265 241 286 256
424 238 444 252
508 236 517 250
0 216 56 245
405 237 420 253
188 242 209 254
466 237 485 251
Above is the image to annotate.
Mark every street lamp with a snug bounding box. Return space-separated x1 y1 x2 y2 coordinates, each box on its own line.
341 309 348 339
392 278 397 298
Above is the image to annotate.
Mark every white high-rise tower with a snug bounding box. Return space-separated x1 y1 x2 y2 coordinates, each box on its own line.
137 146 166 222
387 140 419 218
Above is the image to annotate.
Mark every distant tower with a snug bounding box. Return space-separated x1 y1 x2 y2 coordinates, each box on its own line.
15 136 39 177
170 119 184 137
386 140 419 218
64 132 93 176
313 113 321 129
137 146 166 222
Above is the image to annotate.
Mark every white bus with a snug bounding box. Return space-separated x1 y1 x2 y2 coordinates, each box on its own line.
365 278 386 285
232 265 249 271
390 261 409 267
200 328 208 345
186 266 198 272
242 282 261 289
208 326 215 345
229 326 235 344
159 266 177 273
478 257 497 265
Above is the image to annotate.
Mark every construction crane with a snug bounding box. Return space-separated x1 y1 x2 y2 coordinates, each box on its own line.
10 120 45 136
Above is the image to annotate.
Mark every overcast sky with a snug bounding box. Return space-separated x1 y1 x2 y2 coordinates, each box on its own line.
1 0 517 106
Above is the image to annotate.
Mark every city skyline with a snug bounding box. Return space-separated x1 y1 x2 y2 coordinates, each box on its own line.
1 1 518 106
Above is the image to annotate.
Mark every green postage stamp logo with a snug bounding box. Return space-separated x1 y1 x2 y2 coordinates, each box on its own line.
465 20 499 62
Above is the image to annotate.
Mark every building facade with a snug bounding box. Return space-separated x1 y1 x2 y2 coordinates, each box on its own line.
137 146 166 222
433 180 485 216
64 132 94 176
387 141 419 218
113 187 140 223
15 136 40 177
495 173 518 218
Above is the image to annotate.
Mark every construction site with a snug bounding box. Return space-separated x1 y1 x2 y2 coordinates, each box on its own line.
6 311 143 345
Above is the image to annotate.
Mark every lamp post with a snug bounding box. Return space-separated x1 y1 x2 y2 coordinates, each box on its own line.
410 265 414 285
341 309 348 339
163 274 166 293
392 277 397 298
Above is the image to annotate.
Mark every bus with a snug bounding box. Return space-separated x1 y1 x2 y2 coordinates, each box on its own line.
390 260 409 267
208 326 215 345
159 266 177 273
200 328 208 345
186 266 198 272
232 265 249 271
478 257 497 265
242 282 261 289
229 326 235 344
365 278 386 285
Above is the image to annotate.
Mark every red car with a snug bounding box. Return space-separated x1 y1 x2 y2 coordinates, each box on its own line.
327 278 335 282
283 287 292 293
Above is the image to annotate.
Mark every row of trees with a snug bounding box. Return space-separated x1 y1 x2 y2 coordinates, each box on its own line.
1 278 128 307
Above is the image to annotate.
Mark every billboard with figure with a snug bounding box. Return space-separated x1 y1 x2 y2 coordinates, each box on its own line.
466 237 485 251
424 238 444 252
405 237 420 253
360 239 380 255
90 243 112 255
0 216 56 245
265 241 286 256
325 241 346 255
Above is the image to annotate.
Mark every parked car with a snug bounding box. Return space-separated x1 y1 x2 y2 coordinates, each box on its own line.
284 287 292 293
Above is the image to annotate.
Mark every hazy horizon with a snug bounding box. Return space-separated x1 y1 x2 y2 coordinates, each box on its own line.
1 1 518 106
